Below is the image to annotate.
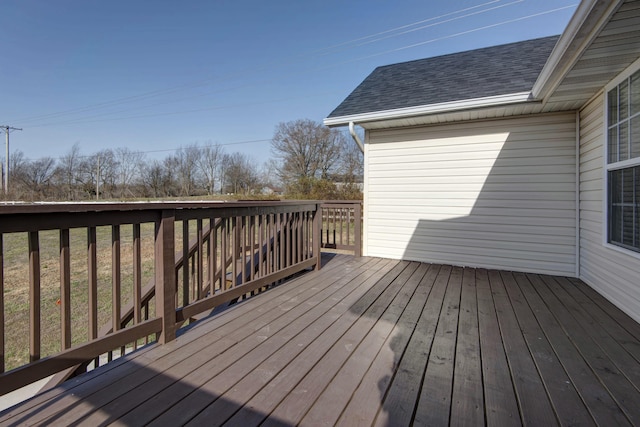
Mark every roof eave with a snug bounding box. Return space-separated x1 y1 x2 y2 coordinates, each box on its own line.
324 91 534 127
531 0 624 101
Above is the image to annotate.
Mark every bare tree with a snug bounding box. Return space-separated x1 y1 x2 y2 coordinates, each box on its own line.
115 147 145 198
195 143 224 195
271 119 345 185
56 143 82 200
339 137 364 183
223 152 261 195
142 159 174 198
168 145 200 196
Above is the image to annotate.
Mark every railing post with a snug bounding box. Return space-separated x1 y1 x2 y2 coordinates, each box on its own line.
155 210 176 344
354 202 362 257
313 203 322 271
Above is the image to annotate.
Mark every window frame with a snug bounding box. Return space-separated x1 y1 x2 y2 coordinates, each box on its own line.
603 57 640 256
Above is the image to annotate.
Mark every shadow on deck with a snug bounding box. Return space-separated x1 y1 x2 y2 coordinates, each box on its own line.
1 253 640 426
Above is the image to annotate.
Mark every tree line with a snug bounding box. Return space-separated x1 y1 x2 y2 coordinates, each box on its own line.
0 119 363 201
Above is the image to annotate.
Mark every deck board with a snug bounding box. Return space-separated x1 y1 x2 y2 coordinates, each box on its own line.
475 268 521 426
487 269 558 426
450 267 484 427
1 253 640 426
507 271 594 426
414 265 459 426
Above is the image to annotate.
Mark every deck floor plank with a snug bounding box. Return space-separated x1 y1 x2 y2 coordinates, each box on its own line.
302 263 432 427
521 273 633 426
570 277 640 342
367 264 447 427
475 268 521 427
506 271 595 426
197 259 401 427
88 257 385 426
449 267 484 427
261 262 421 426
530 273 640 425
487 270 558 426
141 257 395 427
222 260 411 427
30 254 357 426
552 276 640 370
413 265 460 426
1 254 640 427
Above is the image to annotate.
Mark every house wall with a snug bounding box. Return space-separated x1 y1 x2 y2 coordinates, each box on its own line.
579 92 640 323
364 113 577 276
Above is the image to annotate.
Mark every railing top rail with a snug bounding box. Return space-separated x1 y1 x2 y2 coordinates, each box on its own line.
319 200 362 204
0 200 321 216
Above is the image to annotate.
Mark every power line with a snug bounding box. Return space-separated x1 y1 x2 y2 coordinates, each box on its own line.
15 2 575 131
326 4 578 65
315 0 524 55
7 0 534 127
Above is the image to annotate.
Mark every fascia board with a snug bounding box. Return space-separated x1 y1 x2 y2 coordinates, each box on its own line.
532 0 623 101
323 91 533 127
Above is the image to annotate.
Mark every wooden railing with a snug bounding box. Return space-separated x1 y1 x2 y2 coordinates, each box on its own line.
320 201 362 257
0 201 322 396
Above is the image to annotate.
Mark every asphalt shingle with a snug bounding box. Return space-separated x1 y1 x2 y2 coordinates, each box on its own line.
327 35 560 118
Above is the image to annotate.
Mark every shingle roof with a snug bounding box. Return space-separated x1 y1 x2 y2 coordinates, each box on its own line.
327 35 560 118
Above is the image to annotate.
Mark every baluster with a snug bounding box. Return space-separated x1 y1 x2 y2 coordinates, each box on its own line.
341 208 345 246
347 208 351 248
265 214 271 289
211 218 218 293
313 204 322 270
240 216 246 286
258 215 264 279
297 212 303 264
60 229 71 351
303 211 308 261
285 212 291 268
112 225 122 358
355 203 362 257
112 225 121 333
133 224 141 350
197 219 204 300
0 233 4 373
182 220 189 307
232 217 238 288
28 231 41 363
87 227 98 365
273 213 287 272
221 217 228 290
250 215 256 282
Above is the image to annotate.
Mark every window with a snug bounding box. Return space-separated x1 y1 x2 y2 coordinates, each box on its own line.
607 67 640 252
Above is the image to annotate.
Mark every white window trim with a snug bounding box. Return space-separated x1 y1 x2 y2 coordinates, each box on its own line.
603 56 640 258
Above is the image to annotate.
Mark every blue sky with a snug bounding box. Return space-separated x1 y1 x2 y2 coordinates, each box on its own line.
0 0 578 164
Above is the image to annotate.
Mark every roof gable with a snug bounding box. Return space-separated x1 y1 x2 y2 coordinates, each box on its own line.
327 35 560 119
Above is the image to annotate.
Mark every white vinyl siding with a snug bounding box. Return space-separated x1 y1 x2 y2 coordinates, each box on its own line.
364 113 577 276
580 92 640 323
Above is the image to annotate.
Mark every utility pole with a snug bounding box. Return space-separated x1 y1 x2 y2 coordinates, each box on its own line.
0 125 22 195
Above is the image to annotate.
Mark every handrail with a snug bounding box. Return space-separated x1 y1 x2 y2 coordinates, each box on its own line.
0 201 322 396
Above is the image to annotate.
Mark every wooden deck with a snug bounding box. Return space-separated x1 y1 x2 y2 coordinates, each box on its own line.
2 253 640 426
